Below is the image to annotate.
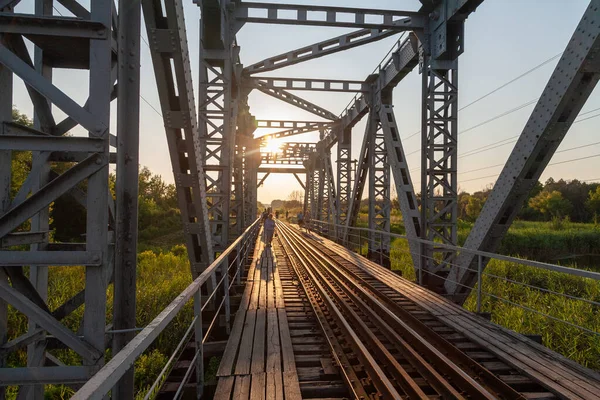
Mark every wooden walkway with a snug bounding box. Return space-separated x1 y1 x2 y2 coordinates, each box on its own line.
214 230 302 400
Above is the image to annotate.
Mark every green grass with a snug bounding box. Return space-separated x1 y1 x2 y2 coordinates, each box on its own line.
6 248 193 399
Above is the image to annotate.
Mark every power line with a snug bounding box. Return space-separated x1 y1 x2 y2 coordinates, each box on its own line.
460 153 600 183
140 95 163 117
401 52 562 142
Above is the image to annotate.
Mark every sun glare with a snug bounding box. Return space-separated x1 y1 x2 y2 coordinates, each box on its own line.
262 138 282 154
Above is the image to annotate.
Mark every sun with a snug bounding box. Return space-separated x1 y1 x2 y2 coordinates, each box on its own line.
262 138 283 154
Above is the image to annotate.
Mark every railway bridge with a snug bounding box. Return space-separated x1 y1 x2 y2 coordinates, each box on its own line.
1 0 600 399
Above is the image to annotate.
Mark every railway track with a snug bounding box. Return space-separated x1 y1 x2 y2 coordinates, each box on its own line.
275 221 559 400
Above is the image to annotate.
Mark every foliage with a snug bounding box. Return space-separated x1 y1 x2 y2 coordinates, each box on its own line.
586 186 600 221
287 190 303 203
465 196 483 221
529 190 573 219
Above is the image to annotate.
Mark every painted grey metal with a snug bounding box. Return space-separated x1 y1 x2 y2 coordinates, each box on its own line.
293 173 306 190
244 24 402 74
72 219 260 400
0 232 48 248
0 13 107 38
112 0 141 397
367 109 391 259
234 2 425 30
256 83 339 121
246 77 367 93
257 122 334 143
447 0 600 303
142 0 214 271
1 251 101 266
344 117 371 239
0 366 97 385
336 127 352 229
0 134 103 152
377 103 420 268
256 120 330 129
197 0 236 255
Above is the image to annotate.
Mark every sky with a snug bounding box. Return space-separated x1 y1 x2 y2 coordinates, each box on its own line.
9 0 600 205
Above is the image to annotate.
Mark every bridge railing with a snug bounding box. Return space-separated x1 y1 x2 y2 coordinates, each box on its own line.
308 220 600 346
72 218 262 400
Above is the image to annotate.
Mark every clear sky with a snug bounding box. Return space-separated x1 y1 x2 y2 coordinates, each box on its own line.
10 1 600 205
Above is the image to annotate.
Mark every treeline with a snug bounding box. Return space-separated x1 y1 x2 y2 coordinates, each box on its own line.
459 179 600 223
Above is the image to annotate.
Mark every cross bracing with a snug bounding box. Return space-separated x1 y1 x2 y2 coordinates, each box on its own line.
0 0 598 397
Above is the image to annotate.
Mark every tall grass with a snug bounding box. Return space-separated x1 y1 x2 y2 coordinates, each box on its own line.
6 248 192 399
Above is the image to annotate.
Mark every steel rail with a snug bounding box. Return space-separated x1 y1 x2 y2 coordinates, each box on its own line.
278 221 526 399
277 223 447 399
277 224 402 399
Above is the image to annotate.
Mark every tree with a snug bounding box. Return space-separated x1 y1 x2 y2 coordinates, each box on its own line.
465 196 483 221
529 190 573 219
586 186 600 221
288 190 303 203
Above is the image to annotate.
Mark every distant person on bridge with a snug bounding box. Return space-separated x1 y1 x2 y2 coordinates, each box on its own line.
297 211 304 229
286 210 289 220
264 214 276 247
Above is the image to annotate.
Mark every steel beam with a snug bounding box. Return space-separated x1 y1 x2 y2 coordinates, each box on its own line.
367 109 391 267
258 172 270 187
256 120 329 129
0 13 107 38
336 127 352 228
0 134 103 152
318 33 419 150
257 122 333 142
258 167 306 174
143 0 214 270
234 3 424 30
244 24 404 74
447 1 600 303
246 77 367 93
293 173 305 190
0 366 97 385
256 83 338 121
344 118 371 238
377 103 420 269
0 251 102 266
113 0 140 397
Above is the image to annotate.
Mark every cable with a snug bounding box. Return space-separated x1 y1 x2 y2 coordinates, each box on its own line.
401 53 562 142
140 95 163 117
53 6 63 16
460 153 600 183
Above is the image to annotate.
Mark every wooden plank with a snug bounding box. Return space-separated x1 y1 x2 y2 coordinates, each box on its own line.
259 253 268 309
250 372 266 400
283 371 302 400
235 309 258 375
273 256 285 309
214 376 235 400
251 309 267 374
266 308 281 372
217 306 248 377
233 375 251 399
266 371 284 400
249 264 261 310
267 252 275 309
277 309 296 372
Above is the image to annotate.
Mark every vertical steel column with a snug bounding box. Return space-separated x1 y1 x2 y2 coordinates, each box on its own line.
324 152 337 224
113 0 141 398
231 142 244 236
25 2 53 398
367 109 391 267
420 65 458 279
312 166 321 220
84 0 113 371
0 14 12 399
198 4 236 253
245 138 260 224
336 127 352 227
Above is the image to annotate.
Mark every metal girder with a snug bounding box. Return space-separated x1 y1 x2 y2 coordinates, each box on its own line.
1 251 101 266
377 103 420 270
234 2 425 30
336 127 352 228
244 25 400 75
319 33 419 150
143 0 214 270
0 13 107 38
56 0 90 19
244 138 260 227
0 134 104 152
367 109 391 266
1 232 48 248
197 2 237 254
420 67 459 277
231 142 245 237
258 167 306 174
258 172 270 187
0 44 102 133
0 366 97 385
0 153 106 239
245 77 367 93
323 150 337 226
447 1 600 303
293 173 305 190
344 117 372 238
0 279 101 363
257 122 333 142
256 83 338 121
255 120 327 129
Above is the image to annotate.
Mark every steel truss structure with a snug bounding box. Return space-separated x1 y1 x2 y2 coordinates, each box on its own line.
1 0 598 397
